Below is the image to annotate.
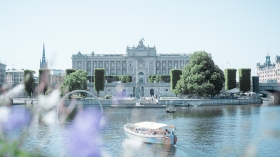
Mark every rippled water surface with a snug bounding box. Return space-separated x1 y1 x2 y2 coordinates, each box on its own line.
13 104 280 156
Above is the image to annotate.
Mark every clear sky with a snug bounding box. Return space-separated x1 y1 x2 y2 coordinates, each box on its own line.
1 0 279 77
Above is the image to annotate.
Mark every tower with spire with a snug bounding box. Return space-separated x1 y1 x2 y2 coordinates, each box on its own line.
40 43 48 69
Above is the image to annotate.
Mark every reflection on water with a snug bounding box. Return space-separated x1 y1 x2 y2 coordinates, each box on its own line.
101 104 280 157
9 104 280 156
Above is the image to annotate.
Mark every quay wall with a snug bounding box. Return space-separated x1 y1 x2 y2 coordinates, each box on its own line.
20 98 262 107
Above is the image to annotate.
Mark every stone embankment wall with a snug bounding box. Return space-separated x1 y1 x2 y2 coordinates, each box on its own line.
19 98 262 106
63 98 262 106
162 99 262 106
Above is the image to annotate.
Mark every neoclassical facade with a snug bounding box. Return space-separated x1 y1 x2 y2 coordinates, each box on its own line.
71 39 191 97
257 54 280 83
72 39 191 83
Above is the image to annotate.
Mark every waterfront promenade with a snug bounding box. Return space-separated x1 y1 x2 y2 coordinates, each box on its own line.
13 97 262 108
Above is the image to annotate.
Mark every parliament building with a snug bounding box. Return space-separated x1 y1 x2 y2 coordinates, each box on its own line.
71 39 191 97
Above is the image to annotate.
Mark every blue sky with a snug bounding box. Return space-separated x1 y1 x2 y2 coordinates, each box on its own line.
1 0 279 77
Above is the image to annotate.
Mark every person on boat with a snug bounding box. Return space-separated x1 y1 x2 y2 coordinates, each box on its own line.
165 129 170 134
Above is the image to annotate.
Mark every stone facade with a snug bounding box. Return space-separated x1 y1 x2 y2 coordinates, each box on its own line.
257 54 280 83
87 82 174 98
0 62 6 86
72 39 191 97
5 69 24 87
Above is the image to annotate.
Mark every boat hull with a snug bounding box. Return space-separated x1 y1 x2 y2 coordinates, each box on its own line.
124 124 175 145
166 108 176 113
166 110 175 113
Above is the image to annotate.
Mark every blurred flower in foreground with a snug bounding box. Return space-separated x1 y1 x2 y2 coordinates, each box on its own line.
1 106 32 133
67 108 103 157
122 138 142 157
0 84 24 106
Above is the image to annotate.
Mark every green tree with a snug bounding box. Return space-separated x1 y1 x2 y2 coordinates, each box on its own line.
24 70 35 97
161 75 170 83
66 69 76 76
39 69 50 95
174 77 187 96
119 75 130 83
94 68 105 97
239 68 251 93
155 75 161 83
175 51 225 96
60 70 88 97
224 69 237 91
210 65 225 95
149 75 156 83
170 69 182 93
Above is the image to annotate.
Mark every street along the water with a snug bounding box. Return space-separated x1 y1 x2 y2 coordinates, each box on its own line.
9 103 280 156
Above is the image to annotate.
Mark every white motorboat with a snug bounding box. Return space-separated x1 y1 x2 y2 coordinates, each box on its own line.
124 121 177 145
166 101 176 113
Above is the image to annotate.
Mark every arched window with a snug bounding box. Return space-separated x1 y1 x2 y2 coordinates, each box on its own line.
138 72 144 75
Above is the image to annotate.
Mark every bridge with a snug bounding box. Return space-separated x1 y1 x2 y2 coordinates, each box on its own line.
259 83 280 104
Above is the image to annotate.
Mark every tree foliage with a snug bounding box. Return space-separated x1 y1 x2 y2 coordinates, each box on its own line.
24 70 35 97
39 69 50 95
239 68 251 93
60 70 88 97
66 69 76 76
224 69 237 91
155 75 161 83
119 75 130 83
105 75 132 83
149 75 156 83
175 51 225 96
94 69 105 96
170 69 182 92
161 75 170 83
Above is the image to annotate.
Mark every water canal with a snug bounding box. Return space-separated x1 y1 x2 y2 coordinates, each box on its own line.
8 103 280 157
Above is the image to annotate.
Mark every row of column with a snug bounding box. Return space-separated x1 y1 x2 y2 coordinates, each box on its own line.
156 60 187 75
74 60 129 76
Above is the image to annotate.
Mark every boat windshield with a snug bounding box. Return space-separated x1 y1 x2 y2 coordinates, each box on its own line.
134 122 175 130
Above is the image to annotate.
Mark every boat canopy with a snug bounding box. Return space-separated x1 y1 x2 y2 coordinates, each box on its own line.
134 121 175 130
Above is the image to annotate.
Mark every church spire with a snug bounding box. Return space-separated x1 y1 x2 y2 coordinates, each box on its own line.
42 43 46 63
40 43 48 69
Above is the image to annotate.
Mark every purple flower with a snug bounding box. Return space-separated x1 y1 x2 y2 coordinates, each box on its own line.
67 108 102 157
1 106 32 133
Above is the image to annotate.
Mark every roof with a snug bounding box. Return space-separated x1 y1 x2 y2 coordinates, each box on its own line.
134 121 175 129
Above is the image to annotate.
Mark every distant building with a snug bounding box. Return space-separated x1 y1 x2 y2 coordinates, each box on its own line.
40 43 48 69
50 69 65 87
71 39 191 97
5 69 24 87
71 39 191 83
0 62 6 87
256 54 280 83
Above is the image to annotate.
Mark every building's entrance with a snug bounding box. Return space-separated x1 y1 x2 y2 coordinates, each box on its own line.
133 87 135 97
150 89 154 96
139 78 144 83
